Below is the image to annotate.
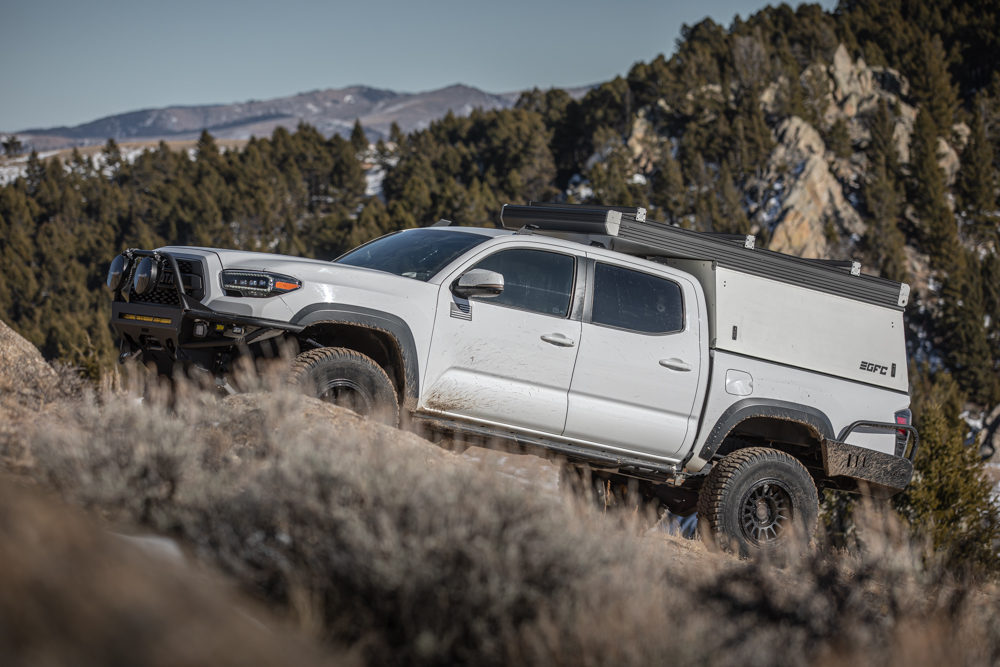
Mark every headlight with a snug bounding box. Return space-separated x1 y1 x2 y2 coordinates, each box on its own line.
106 254 132 292
220 270 301 297
133 257 161 295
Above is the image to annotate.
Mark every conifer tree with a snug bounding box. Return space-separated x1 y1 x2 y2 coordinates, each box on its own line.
2 135 24 157
868 99 899 177
651 144 685 224
863 154 908 282
717 161 749 234
896 389 1000 570
862 99 907 281
939 256 993 403
826 118 852 159
101 138 123 179
350 119 368 153
389 121 405 147
957 100 996 240
910 35 959 137
909 109 958 271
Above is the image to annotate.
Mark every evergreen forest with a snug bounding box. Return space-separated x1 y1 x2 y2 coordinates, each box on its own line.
2 0 999 564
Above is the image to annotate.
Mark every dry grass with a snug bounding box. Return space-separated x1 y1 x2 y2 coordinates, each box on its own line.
0 478 346 667
1 367 1000 666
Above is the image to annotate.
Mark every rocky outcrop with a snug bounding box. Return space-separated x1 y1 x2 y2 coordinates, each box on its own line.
0 320 66 404
822 44 919 164
626 108 665 173
759 117 866 259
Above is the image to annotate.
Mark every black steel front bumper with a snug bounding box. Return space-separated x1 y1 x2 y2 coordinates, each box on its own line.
822 420 920 493
111 250 304 375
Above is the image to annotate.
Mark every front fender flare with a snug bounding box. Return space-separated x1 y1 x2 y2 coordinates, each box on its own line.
291 304 420 410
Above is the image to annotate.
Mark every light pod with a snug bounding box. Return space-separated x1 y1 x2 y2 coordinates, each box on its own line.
133 257 161 295
106 254 132 292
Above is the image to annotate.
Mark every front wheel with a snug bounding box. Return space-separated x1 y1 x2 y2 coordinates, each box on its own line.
287 347 399 426
696 447 818 556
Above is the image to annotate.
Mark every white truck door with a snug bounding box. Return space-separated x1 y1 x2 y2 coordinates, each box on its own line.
422 246 582 435
563 259 703 458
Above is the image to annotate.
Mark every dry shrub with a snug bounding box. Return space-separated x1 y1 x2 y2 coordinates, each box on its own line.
0 478 344 667
2 374 1000 666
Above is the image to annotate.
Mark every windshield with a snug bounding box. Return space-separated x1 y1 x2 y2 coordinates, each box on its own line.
335 228 491 281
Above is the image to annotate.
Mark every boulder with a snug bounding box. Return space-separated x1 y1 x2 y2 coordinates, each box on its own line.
0 319 65 404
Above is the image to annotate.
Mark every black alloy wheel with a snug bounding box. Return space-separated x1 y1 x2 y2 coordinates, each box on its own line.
697 447 818 556
739 478 793 546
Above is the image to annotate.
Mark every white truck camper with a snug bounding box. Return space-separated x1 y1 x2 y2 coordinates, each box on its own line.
107 202 918 554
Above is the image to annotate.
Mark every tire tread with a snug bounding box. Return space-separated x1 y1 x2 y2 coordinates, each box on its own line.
696 447 817 551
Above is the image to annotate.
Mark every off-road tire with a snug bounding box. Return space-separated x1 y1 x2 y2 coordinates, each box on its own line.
288 347 399 426
696 447 818 557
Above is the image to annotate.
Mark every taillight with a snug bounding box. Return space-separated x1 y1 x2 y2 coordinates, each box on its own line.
894 409 912 457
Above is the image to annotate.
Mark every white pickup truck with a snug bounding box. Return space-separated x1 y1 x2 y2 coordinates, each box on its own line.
107 202 918 554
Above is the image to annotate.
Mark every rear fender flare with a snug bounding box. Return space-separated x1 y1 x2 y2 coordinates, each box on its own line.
697 398 835 461
291 304 419 410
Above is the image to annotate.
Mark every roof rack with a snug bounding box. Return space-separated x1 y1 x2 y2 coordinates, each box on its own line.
528 201 646 223
499 202 908 311
500 204 623 235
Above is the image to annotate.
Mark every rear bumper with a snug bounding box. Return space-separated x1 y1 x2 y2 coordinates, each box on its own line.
821 420 920 493
822 439 913 492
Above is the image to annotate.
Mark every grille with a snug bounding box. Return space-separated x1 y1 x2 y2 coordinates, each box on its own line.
127 257 204 306
129 284 182 306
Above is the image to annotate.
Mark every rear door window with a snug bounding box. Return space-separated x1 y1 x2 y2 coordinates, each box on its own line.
471 249 575 317
591 263 683 334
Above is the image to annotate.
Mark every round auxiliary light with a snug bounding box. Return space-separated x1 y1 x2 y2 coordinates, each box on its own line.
106 254 131 292
133 256 161 295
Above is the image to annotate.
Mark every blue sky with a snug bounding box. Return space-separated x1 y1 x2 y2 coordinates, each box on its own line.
1 0 836 132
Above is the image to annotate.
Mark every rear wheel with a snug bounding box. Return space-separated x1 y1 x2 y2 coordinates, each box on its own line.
697 447 818 556
288 347 399 426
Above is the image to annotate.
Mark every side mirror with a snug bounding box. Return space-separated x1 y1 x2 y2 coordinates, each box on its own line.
452 269 504 299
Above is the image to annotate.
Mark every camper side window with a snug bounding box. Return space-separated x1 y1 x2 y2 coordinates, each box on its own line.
591 263 683 334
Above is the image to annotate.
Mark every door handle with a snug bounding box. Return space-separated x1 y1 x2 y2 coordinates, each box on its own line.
660 358 692 372
541 333 576 347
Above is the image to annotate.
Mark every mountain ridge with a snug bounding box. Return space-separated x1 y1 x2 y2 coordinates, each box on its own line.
10 83 590 151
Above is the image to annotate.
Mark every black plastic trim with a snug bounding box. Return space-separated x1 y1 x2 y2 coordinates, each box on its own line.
290 303 420 409
699 398 835 460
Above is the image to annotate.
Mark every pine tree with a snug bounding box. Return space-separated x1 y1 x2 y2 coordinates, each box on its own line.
863 100 907 281
389 121 405 147
717 161 749 234
909 109 959 272
910 35 959 137
868 99 899 178
351 119 368 153
896 385 1000 571
957 99 996 240
2 135 24 157
826 118 852 159
863 154 908 282
651 143 685 224
939 256 993 403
